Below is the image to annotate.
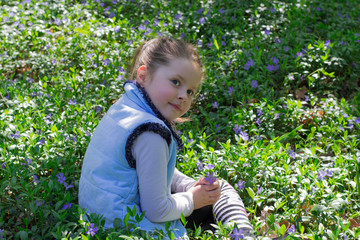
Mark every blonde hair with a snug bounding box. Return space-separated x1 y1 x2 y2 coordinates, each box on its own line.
127 37 205 82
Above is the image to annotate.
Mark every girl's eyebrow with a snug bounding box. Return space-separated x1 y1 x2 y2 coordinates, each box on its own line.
174 74 185 81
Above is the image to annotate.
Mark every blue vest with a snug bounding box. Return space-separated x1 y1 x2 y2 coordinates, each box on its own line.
78 81 187 238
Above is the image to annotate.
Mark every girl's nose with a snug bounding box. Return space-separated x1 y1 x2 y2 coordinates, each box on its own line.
178 88 187 101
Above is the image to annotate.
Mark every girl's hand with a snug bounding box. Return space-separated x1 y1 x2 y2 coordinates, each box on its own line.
188 179 220 210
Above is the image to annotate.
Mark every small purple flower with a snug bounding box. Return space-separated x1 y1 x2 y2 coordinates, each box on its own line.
86 223 99 237
196 160 204 171
266 64 279 72
274 113 280 119
197 40 203 47
205 172 217 184
230 228 244 240
57 173 66 184
197 8 204 14
153 18 160 26
289 149 296 159
127 40 133 45
284 46 290 52
228 86 234 94
205 164 215 170
254 118 261 126
0 229 4 239
251 80 258 88
64 182 74 191
219 8 225 14
68 99 77 105
95 106 101 113
257 186 263 194
318 170 327 180
102 58 110 66
54 18 61 25
36 200 45 207
355 118 360 124
212 101 218 109
32 175 40 184
324 40 331 48
287 224 296 233
138 24 146 31
233 124 242 134
269 7 275 13
44 119 52 125
199 17 205 24
225 60 231 67
347 122 354 130
215 124 221 133
239 131 249 141
3 16 9 23
175 14 182 19
11 131 21 139
180 32 186 38
26 158 32 164
256 109 263 116
339 125 344 131
38 138 45 146
296 52 304 58
244 59 254 70
264 29 271 35
326 169 333 178
28 21 33 26
109 12 116 18
62 203 72 210
271 57 279 65
237 180 245 190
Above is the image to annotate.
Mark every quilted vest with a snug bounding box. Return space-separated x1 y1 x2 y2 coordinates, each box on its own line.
78 81 187 238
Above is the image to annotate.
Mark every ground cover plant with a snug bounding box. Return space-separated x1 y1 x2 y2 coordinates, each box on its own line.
1 0 360 239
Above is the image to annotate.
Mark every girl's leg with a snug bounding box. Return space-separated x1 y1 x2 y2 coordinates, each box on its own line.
185 205 214 231
213 180 254 237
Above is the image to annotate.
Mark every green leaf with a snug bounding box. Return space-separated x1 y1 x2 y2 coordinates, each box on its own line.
214 38 219 50
246 187 255 199
275 200 287 210
51 124 58 132
18 231 28 240
74 28 90 35
81 234 89 240
280 224 287 235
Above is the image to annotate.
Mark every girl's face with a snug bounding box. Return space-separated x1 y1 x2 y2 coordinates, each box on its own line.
137 58 202 122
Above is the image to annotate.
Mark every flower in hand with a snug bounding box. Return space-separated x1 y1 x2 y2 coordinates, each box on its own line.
205 172 217 184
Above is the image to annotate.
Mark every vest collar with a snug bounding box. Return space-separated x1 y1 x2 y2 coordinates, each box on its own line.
123 80 183 150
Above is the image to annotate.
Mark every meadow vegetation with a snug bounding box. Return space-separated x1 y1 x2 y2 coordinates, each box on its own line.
1 0 360 239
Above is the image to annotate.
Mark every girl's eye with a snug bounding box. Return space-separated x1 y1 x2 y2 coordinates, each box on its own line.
187 89 194 96
171 80 180 86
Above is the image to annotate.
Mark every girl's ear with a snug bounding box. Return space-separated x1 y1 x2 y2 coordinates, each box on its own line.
136 65 147 86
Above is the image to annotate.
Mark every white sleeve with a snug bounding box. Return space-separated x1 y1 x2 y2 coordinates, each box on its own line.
171 168 196 193
132 131 194 223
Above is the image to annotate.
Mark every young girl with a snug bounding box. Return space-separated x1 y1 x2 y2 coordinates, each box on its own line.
78 37 254 239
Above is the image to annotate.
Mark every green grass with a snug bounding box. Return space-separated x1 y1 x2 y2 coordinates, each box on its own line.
1 0 360 239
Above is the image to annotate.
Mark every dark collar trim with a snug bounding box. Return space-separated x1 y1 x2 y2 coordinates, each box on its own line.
125 122 172 169
123 80 183 150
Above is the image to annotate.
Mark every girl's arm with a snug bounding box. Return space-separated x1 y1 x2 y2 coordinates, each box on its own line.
132 132 194 223
171 168 197 193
